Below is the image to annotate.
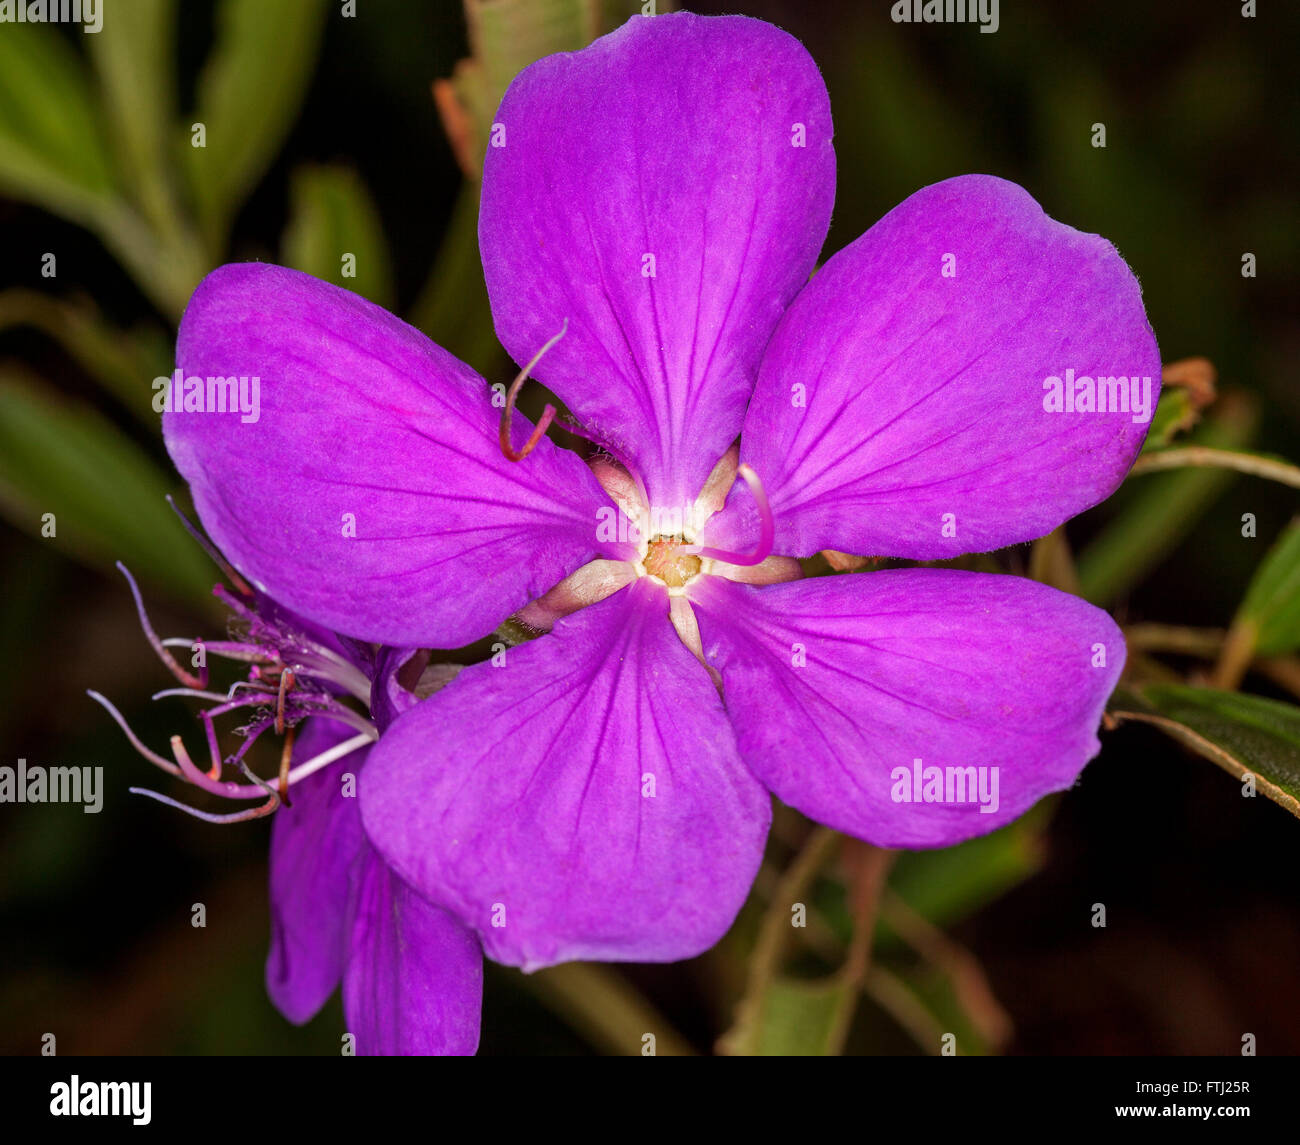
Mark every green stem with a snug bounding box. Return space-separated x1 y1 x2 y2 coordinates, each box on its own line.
524 962 696 1057
1130 446 1300 489
717 826 840 1055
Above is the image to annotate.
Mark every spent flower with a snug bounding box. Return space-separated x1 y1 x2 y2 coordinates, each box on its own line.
92 528 481 1054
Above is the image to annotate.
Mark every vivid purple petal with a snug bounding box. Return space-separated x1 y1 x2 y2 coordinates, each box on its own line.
370 647 464 733
169 263 613 647
360 579 771 970
342 852 482 1056
708 175 1159 559
369 646 423 734
690 570 1124 848
480 11 836 508
265 717 369 1024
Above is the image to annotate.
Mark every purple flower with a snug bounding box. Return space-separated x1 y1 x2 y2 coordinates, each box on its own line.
267 712 481 1056
92 555 481 1054
164 13 1158 972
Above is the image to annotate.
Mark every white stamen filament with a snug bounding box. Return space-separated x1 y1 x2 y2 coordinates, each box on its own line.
152 687 232 703
293 650 373 703
285 731 375 786
160 637 373 703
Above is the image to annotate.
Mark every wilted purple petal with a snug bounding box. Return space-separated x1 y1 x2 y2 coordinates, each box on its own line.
707 175 1160 559
690 570 1123 848
360 579 771 970
343 852 482 1056
369 646 422 733
266 718 368 1024
169 263 613 648
480 11 836 508
370 646 465 734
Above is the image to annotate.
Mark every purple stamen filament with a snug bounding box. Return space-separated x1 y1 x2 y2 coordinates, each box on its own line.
684 463 775 567
92 686 375 821
117 562 207 689
499 319 568 462
92 556 380 824
166 494 255 598
278 724 296 806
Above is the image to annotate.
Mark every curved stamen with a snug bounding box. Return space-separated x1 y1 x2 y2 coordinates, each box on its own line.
278 724 296 806
129 786 279 824
170 735 272 801
87 690 182 777
199 708 223 779
289 651 372 703
224 680 279 702
274 668 295 735
151 687 231 703
284 729 375 785
129 762 279 825
117 562 207 689
162 638 277 666
150 692 266 717
128 726 373 824
166 494 254 597
225 717 275 770
205 589 373 702
499 319 568 462
145 691 272 778
683 463 775 567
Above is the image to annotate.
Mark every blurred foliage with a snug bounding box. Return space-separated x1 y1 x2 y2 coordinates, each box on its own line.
1233 517 1300 657
0 0 1298 1056
0 368 211 597
1115 685 1300 819
282 164 394 308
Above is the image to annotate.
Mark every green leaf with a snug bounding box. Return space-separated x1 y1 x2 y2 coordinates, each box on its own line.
0 289 170 427
736 975 855 1056
411 0 608 369
1116 684 1300 819
1234 517 1300 657
801 813 1046 958
406 182 504 373
886 811 1047 935
87 0 177 213
892 969 995 1056
282 164 393 309
0 371 212 601
183 0 329 247
0 22 115 221
1142 385 1202 451
0 14 201 317
471 0 593 112
1077 393 1257 605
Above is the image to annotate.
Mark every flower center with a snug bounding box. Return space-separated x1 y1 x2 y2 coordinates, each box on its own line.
641 534 702 589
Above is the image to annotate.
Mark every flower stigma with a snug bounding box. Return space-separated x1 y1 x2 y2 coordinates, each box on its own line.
640 534 703 591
